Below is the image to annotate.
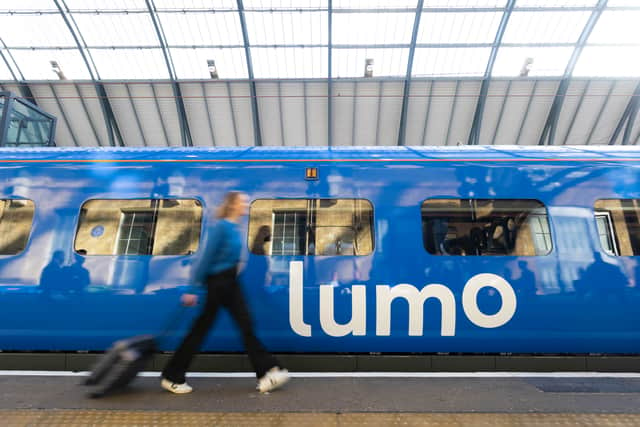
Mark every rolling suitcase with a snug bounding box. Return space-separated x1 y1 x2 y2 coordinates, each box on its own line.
83 308 185 398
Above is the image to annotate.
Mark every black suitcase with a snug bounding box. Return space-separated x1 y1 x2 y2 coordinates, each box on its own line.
83 307 185 398
84 334 157 398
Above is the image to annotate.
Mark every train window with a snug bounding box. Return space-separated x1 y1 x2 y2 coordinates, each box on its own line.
421 199 551 256
593 200 640 256
0 199 34 255
74 199 202 256
248 199 374 256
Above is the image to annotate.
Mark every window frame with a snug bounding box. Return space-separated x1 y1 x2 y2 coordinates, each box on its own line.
594 210 620 256
73 197 204 257
0 198 35 256
248 198 375 257
420 197 553 257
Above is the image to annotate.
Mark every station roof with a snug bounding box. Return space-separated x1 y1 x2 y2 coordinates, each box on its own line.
0 1 639 147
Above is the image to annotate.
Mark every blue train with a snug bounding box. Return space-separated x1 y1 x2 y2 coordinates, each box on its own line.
0 146 639 354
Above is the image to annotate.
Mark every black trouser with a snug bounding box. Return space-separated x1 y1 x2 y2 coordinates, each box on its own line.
162 268 280 383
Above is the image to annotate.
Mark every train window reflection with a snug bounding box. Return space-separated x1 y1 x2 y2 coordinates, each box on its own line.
422 199 551 256
249 199 374 256
74 199 202 256
0 199 34 255
593 200 640 256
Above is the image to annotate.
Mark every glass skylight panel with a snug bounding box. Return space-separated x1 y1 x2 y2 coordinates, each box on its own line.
587 11 640 44
245 11 327 45
170 48 248 78
332 48 408 77
251 47 327 78
72 13 159 47
412 47 490 77
417 12 502 44
89 49 169 79
154 0 238 10
243 0 327 9
607 0 640 6
492 46 574 76
574 46 640 77
0 53 15 80
515 0 598 7
64 0 147 11
10 49 92 80
0 14 76 48
423 0 507 8
2 0 58 12
333 13 414 45
333 0 417 8
502 11 591 44
158 12 244 46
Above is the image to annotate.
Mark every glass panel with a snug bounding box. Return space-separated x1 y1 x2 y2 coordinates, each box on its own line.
249 199 374 256
423 0 507 7
89 48 169 79
6 99 53 146
170 48 248 79
516 0 598 6
412 47 490 77
75 199 202 256
502 11 591 44
334 0 417 8
245 11 327 45
421 199 552 256
65 0 147 11
158 12 244 46
252 47 327 78
593 200 640 256
417 12 503 44
573 46 640 77
492 46 574 77
587 11 640 44
333 13 414 45
72 13 159 47
9 49 93 80
243 0 327 8
0 56 12 81
0 14 76 48
3 0 59 11
154 0 238 10
0 199 34 255
333 48 408 77
607 0 640 6
595 213 618 256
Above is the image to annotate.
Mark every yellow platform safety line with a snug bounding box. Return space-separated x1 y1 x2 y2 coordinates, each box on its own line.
3 411 640 427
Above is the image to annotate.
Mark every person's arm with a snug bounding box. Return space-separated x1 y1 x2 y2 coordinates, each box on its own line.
187 221 225 293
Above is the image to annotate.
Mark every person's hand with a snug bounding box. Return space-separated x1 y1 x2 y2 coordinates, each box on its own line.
181 293 198 306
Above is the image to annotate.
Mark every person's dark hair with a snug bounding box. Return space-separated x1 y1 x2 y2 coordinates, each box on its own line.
216 191 244 219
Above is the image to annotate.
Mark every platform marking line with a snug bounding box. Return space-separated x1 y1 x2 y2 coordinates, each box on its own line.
2 371 640 378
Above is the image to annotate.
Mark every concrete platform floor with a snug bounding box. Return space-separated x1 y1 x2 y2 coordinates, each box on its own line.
1 372 640 426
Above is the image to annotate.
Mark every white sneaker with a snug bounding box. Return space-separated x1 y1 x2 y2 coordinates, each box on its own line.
161 378 193 394
257 367 289 393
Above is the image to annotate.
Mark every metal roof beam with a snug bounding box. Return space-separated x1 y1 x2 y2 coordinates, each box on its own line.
397 0 424 146
609 81 640 145
54 0 124 146
467 0 515 146
328 0 333 147
236 0 262 147
145 0 193 147
538 0 607 146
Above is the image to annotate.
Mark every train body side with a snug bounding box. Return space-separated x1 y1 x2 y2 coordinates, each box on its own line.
0 147 639 353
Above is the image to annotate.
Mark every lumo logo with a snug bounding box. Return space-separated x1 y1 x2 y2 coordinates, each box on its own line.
288 261 517 337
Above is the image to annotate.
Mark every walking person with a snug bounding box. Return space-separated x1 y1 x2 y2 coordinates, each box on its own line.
161 191 289 394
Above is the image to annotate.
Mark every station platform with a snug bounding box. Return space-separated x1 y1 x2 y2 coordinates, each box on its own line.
2 371 640 426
